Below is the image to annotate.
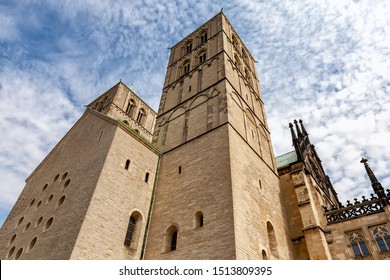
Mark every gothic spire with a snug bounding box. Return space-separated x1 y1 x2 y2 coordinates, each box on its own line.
294 119 303 138
299 119 308 136
360 158 385 198
289 122 297 141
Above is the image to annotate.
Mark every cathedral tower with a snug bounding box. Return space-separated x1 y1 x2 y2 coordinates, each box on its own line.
144 12 292 259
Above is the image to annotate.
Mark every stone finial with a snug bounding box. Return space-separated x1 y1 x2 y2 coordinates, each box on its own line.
294 119 303 138
299 119 308 136
289 122 297 141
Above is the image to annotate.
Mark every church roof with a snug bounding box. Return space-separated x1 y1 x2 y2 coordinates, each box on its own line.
276 150 298 169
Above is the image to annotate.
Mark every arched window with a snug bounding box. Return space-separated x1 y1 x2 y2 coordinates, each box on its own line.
195 211 204 228
124 159 130 170
126 99 136 117
123 120 129 125
262 250 268 260
186 41 192 54
166 225 178 252
136 108 146 124
347 231 370 257
124 212 143 250
200 31 208 44
183 61 190 74
124 216 136 247
199 51 207 64
370 225 390 253
267 221 278 257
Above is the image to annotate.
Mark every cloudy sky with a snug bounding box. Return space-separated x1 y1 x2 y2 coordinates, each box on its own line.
0 0 389 226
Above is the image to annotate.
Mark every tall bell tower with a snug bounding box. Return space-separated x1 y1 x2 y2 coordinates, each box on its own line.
144 12 292 259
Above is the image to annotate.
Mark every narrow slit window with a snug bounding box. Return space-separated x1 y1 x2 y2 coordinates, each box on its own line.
178 166 182 174
145 172 149 183
125 160 131 170
195 211 204 228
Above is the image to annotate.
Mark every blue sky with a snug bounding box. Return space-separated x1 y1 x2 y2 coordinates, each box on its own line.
0 0 389 227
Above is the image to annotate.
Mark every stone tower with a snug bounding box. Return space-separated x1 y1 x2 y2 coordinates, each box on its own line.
0 82 160 259
143 12 293 259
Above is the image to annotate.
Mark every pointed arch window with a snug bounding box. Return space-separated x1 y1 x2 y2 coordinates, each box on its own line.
199 51 207 64
183 61 190 74
346 231 370 257
126 99 136 117
200 31 208 44
186 41 192 54
370 225 390 253
136 108 146 125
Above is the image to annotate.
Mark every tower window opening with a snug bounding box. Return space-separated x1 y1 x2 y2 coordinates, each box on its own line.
186 42 192 54
201 32 208 44
199 52 206 63
178 166 182 174
136 108 146 124
126 99 136 117
145 172 150 183
124 216 136 247
184 63 190 74
125 159 131 170
195 211 204 228
189 86 191 92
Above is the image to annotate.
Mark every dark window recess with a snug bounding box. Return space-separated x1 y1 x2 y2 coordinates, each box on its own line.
125 160 130 170
178 166 182 174
145 172 150 183
352 240 369 256
199 52 206 63
199 215 203 227
124 216 136 247
171 231 177 251
186 43 192 54
184 63 190 73
201 32 208 44
189 86 191 92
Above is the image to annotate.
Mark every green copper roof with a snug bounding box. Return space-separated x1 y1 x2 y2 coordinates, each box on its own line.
276 150 298 169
